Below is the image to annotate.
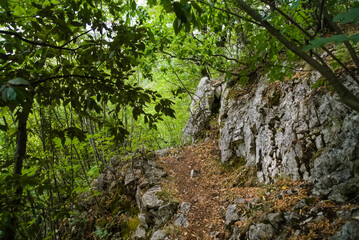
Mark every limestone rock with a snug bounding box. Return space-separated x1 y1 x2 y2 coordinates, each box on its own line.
311 115 359 203
183 77 222 143
329 221 359 240
229 227 241 240
150 230 167 240
90 173 106 192
248 223 275 240
141 186 164 209
266 212 284 229
179 202 191 213
138 213 148 229
225 204 239 225
183 72 359 202
133 225 147 239
190 169 200 178
283 212 300 223
154 148 173 157
174 214 189 228
150 203 178 227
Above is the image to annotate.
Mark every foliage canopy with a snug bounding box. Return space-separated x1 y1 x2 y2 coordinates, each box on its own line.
0 0 358 239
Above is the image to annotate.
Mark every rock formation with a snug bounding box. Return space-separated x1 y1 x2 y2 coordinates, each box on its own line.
183 72 359 203
183 77 222 144
122 150 178 239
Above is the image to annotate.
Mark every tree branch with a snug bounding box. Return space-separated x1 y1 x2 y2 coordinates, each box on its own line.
0 30 75 51
322 8 359 69
261 0 359 84
235 0 359 111
60 30 92 48
197 0 261 26
33 75 102 86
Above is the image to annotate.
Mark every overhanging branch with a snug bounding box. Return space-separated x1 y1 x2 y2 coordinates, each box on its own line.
33 75 103 86
0 30 76 51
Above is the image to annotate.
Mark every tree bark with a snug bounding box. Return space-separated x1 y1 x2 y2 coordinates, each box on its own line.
3 103 32 240
235 0 359 112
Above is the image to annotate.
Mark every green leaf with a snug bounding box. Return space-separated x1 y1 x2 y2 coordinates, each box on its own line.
349 33 359 44
303 34 348 51
330 34 350 43
31 21 42 32
37 7 54 18
173 17 182 35
290 0 301 9
184 22 191 33
191 2 202 14
8 78 30 86
0 84 6 93
162 108 175 118
132 106 143 121
263 15 271 21
311 78 326 89
6 88 17 101
1 87 8 102
109 51 115 59
334 8 359 24
240 76 249 86
148 30 155 41
161 0 173 13
31 2 43 9
155 104 161 112
225 71 232 81
173 2 188 23
65 127 87 142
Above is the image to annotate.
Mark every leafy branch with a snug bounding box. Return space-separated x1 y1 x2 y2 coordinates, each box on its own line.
33 75 104 86
0 30 79 51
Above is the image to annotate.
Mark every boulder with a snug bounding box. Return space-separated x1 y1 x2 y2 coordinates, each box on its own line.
248 223 275 240
150 203 178 227
141 186 164 209
179 202 191 213
133 226 147 239
150 230 167 240
329 221 359 240
266 212 284 229
229 227 241 240
225 204 239 225
174 214 189 228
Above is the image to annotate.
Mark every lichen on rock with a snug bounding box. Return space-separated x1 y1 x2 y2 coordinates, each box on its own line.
183 72 359 203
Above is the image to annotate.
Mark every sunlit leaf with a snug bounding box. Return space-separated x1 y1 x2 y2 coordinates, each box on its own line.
290 0 301 9
8 78 30 86
6 88 17 101
303 34 349 51
173 17 182 35
334 8 359 24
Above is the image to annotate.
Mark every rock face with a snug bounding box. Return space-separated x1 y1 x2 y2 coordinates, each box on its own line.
248 223 275 240
329 221 359 240
122 149 178 239
183 72 359 202
225 204 239 225
183 77 222 144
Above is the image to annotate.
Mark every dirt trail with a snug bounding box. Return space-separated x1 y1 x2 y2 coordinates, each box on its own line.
158 139 233 239
156 138 358 240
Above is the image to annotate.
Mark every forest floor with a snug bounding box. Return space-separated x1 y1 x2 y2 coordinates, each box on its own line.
157 139 358 240
158 139 231 239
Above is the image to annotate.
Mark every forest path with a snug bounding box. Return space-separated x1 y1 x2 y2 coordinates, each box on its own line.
158 139 259 239
158 139 227 239
154 138 352 240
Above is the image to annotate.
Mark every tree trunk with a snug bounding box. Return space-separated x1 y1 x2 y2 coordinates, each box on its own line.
3 103 32 240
